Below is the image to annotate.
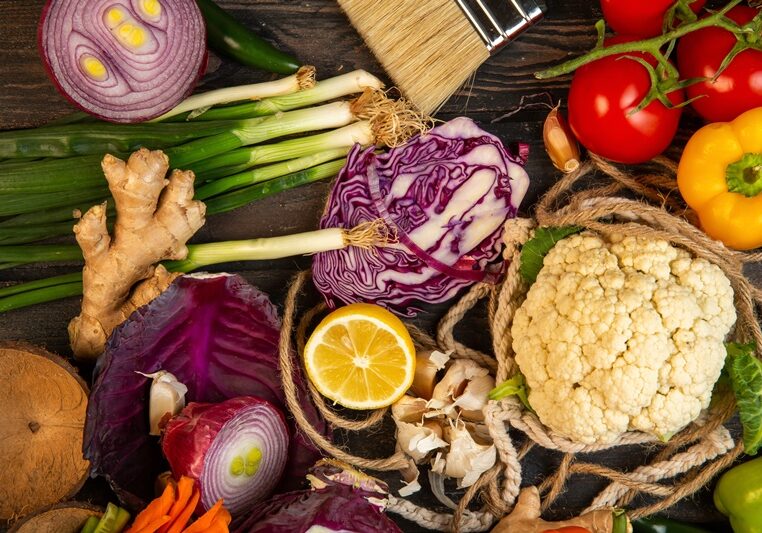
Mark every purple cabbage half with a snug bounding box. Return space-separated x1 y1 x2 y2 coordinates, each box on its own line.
312 116 530 316
83 273 327 508
235 459 402 533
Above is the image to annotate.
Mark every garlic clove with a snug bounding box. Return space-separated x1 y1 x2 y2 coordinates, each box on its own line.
394 419 449 463
443 421 497 488
391 395 429 423
432 359 489 404
544 105 581 174
410 350 451 400
398 458 422 497
453 373 496 418
136 370 187 436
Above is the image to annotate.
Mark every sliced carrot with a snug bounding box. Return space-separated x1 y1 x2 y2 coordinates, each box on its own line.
203 515 231 533
213 506 231 526
127 484 176 532
132 515 173 533
181 499 225 533
158 476 196 533
165 488 201 533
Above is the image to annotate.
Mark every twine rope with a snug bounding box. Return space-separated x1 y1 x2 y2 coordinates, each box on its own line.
275 154 759 531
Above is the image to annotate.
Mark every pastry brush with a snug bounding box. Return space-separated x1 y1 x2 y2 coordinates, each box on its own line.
338 0 546 114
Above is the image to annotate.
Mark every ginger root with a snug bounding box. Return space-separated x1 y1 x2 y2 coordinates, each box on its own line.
68 148 206 359
491 487 631 533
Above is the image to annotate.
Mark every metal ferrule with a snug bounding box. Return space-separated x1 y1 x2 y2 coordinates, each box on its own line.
454 0 546 53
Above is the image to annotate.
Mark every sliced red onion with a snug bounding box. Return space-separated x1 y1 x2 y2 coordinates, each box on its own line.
312 117 530 316
39 0 207 123
162 396 289 517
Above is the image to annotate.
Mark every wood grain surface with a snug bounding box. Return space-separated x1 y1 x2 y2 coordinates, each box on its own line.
0 0 741 531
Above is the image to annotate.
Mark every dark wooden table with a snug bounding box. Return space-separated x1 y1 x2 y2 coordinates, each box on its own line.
0 0 741 531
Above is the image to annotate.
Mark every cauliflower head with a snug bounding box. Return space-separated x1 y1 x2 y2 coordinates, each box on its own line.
512 232 736 444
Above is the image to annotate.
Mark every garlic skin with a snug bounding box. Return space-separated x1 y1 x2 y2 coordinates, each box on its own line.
394 419 448 463
391 395 429 423
444 421 497 488
393 357 497 493
544 105 581 173
136 370 187 436
411 350 451 399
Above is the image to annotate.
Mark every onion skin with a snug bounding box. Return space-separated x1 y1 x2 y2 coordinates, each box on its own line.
162 396 290 517
38 0 207 123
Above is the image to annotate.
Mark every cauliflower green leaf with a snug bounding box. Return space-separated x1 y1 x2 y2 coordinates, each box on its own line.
519 226 582 283
726 342 762 455
489 373 533 411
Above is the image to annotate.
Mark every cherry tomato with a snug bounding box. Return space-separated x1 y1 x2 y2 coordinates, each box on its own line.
677 6 762 122
567 37 685 164
541 527 591 533
600 0 706 38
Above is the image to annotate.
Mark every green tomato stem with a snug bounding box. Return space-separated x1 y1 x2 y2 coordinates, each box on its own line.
534 0 743 79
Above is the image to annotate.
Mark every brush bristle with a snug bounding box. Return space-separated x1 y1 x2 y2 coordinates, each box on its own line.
338 0 488 114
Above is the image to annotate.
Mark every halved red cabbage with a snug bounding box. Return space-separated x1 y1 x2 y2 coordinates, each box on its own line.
38 0 207 123
163 397 289 516
235 459 402 533
312 117 530 316
83 274 326 508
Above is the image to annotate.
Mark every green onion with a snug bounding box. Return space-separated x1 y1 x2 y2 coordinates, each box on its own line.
205 158 347 215
0 217 389 313
196 148 349 199
166 100 358 168
0 120 244 159
151 66 317 122
192 121 375 180
174 70 383 122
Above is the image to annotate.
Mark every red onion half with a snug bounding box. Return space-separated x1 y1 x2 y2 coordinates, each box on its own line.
39 0 207 123
162 396 289 517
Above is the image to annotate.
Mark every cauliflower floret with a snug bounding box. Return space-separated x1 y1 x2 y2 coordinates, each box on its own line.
512 232 736 444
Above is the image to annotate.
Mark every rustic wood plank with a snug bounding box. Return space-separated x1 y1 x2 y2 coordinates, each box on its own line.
0 0 739 531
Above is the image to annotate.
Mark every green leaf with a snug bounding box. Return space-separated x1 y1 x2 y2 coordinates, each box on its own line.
519 226 582 284
489 373 533 411
726 342 762 455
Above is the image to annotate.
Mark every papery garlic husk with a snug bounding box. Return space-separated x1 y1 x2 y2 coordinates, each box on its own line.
443 420 497 488
432 360 489 402
544 105 581 173
428 470 458 510
398 457 422 497
136 370 187 436
453 373 495 421
392 395 429 423
394 419 448 463
411 350 450 400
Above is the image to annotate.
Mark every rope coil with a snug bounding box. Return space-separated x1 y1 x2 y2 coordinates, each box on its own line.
277 154 758 531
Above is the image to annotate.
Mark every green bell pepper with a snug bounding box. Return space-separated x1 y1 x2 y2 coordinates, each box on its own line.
714 456 762 533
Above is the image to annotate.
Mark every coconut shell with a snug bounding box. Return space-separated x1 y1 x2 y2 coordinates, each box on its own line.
0 342 90 520
9 501 101 533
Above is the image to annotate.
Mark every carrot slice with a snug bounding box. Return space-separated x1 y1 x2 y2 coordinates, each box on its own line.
128 484 176 532
165 488 201 533
132 515 172 533
204 515 231 533
158 477 196 533
181 499 225 533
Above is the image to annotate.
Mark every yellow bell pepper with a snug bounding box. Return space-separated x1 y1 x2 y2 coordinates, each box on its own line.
678 107 762 250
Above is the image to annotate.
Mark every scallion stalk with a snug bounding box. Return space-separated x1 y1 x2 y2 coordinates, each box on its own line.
0 120 245 159
192 121 374 180
166 101 357 168
175 70 383 122
0 219 391 312
196 148 349 199
151 66 317 122
205 158 347 214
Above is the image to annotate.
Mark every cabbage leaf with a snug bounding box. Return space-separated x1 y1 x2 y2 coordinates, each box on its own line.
83 273 326 507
